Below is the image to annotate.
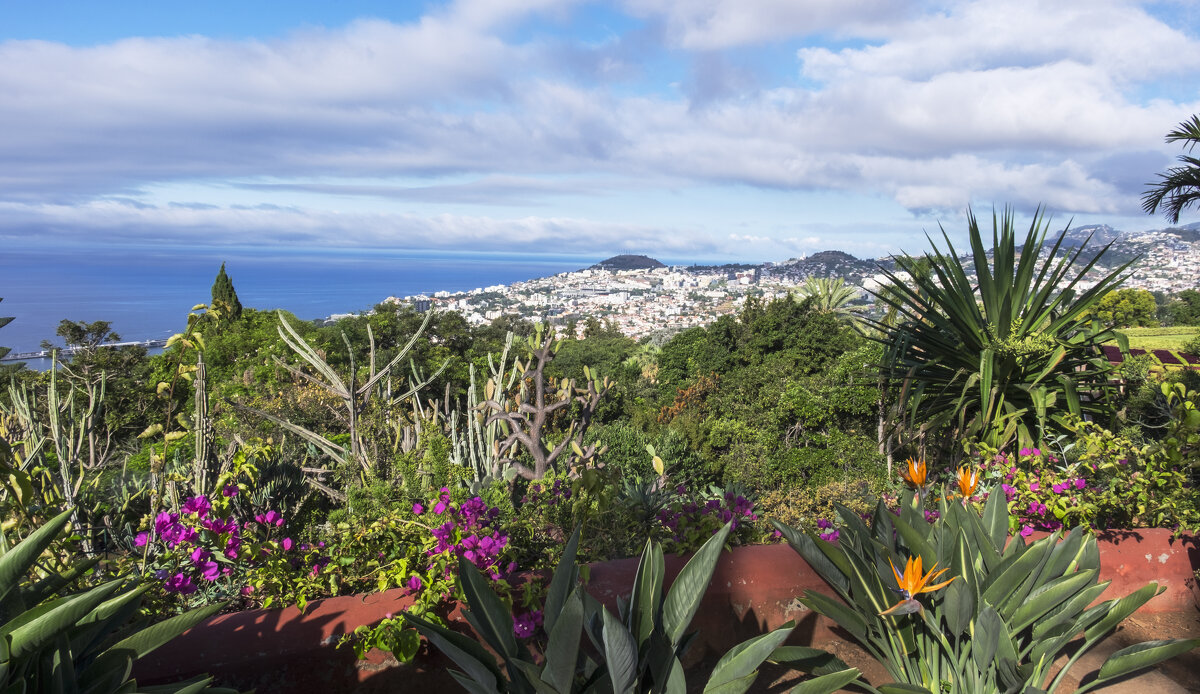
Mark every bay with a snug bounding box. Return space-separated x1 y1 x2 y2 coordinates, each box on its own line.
1 244 603 354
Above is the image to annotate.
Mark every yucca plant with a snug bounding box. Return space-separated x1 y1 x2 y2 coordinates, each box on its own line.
407 523 863 694
0 509 235 693
773 489 1200 693
873 207 1135 452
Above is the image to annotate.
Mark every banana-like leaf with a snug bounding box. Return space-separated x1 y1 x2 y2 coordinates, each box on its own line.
702 621 794 694
628 538 664 646
768 647 851 675
1083 583 1163 642
540 589 584 694
798 591 867 642
1095 638 1200 682
0 510 73 608
405 612 503 692
7 582 123 660
600 609 638 694
662 523 731 646
459 557 521 661
786 668 862 694
543 526 581 636
104 602 223 660
1008 569 1096 633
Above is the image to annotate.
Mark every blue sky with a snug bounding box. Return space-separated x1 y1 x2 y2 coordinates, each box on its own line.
1 0 1199 261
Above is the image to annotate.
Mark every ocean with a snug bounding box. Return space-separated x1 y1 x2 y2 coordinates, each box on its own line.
1 244 610 356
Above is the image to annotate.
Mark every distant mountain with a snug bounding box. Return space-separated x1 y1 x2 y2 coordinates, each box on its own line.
591 254 665 271
1054 224 1121 247
770 249 877 283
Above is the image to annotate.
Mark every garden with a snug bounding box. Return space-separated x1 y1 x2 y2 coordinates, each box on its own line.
4 198 1200 693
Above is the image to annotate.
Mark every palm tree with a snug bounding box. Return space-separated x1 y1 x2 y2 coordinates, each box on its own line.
1143 114 1200 224
797 276 865 331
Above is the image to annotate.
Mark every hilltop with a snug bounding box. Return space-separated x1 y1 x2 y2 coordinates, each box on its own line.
591 254 666 271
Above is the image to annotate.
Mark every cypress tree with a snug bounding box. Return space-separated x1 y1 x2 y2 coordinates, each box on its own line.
210 263 243 321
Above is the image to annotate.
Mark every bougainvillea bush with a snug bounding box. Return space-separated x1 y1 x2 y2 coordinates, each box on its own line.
136 481 521 662
968 417 1200 535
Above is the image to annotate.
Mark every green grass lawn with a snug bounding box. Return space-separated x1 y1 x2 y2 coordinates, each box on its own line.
1111 326 1199 352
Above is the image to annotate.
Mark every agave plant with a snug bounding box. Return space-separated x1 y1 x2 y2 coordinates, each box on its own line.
773 489 1200 693
0 509 234 693
873 207 1135 452
407 523 862 694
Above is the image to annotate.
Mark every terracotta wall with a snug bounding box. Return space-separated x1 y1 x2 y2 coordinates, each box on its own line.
135 531 1199 693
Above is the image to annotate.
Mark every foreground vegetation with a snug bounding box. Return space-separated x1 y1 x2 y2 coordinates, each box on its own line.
3 201 1200 691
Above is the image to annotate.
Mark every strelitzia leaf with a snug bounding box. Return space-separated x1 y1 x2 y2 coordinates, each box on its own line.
1096 638 1200 682
601 609 638 694
787 668 862 694
703 621 794 694
540 589 584 694
662 522 731 646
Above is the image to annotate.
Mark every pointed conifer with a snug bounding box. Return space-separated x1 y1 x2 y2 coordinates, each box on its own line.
210 263 243 321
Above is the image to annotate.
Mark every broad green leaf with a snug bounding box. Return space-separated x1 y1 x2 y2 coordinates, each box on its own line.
1084 583 1162 642
458 557 520 659
662 522 731 646
100 600 221 677
405 612 502 692
1009 569 1096 633
799 591 867 641
0 510 73 608
703 622 794 694
787 668 862 694
1096 638 1200 682
628 538 665 645
543 526 581 636
601 609 638 694
768 647 850 675
7 583 123 660
540 589 583 694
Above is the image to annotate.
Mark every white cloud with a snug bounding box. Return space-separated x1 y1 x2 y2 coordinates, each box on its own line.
1 0 1198 254
622 0 903 50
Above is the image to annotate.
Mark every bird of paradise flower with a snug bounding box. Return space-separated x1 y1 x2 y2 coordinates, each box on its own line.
879 555 956 616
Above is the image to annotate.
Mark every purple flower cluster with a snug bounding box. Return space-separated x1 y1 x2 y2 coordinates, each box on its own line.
418 488 514 581
656 488 759 546
815 518 839 542
520 479 572 506
146 495 254 594
513 609 544 638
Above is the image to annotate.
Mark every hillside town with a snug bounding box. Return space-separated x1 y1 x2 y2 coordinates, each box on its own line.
376 223 1200 341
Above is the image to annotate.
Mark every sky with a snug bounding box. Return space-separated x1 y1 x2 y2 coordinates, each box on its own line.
1 0 1199 261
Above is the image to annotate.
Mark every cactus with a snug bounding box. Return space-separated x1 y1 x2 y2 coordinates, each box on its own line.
231 311 447 498
480 326 612 480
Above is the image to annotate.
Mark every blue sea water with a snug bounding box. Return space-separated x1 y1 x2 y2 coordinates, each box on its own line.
1 244 605 355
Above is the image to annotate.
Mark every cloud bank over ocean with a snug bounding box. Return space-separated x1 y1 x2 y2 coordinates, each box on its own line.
2 0 1198 259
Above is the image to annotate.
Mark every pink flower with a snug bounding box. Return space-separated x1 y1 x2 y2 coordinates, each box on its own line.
1020 525 1033 538
181 495 212 518
407 575 423 592
281 538 294 551
222 485 239 497
413 503 424 515
134 532 148 547
240 585 255 596
1074 478 1086 490
254 510 285 527
1029 481 1039 492
1051 483 1067 494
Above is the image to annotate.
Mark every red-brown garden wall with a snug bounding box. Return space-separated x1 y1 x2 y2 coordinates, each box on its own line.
135 531 1199 693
